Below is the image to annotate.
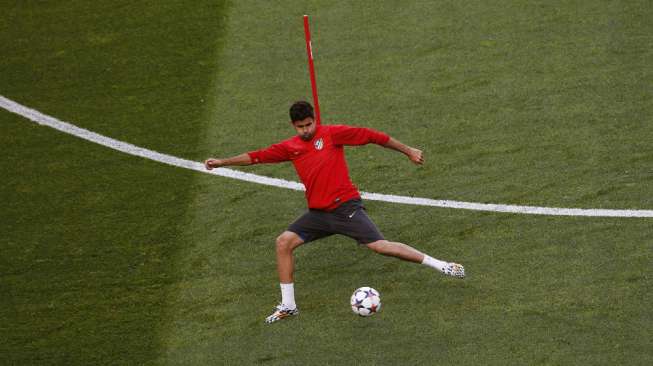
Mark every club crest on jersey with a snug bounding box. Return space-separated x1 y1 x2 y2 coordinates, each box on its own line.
314 138 324 150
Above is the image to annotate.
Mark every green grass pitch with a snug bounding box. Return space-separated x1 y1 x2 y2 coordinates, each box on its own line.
1 1 652 364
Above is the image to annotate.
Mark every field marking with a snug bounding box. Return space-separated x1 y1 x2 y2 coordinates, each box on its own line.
2 94 652 218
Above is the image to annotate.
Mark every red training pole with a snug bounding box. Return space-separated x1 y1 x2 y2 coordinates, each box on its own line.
303 15 321 125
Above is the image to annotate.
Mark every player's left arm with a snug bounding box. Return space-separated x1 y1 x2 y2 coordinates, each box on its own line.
382 137 424 165
331 125 423 165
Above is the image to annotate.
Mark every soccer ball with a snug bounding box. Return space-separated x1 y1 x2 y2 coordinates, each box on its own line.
350 287 381 316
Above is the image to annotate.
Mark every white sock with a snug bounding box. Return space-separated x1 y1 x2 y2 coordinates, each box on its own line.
280 283 296 309
421 255 448 273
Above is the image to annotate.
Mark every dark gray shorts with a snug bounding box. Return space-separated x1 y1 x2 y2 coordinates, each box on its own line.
288 199 385 245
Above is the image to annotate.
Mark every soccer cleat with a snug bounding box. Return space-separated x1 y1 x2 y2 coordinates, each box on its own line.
264 304 299 324
443 262 465 278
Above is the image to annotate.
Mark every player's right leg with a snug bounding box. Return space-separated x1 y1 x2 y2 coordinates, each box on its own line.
265 231 304 324
266 210 334 324
275 231 304 284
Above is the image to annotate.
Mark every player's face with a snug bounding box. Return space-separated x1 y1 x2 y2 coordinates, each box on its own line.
292 117 316 141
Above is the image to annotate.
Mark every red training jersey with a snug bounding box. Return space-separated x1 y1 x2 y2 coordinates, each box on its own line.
247 124 390 211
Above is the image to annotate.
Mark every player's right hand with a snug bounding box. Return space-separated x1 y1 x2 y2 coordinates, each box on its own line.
204 159 221 170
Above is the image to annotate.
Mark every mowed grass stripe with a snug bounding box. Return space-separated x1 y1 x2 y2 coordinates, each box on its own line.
0 1 230 364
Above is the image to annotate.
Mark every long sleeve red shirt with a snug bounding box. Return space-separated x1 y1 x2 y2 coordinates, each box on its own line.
247 124 390 211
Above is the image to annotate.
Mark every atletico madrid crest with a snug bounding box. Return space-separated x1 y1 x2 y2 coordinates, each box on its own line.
314 138 324 150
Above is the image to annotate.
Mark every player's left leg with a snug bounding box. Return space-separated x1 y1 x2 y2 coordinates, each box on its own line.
364 240 424 262
366 240 465 278
331 199 465 279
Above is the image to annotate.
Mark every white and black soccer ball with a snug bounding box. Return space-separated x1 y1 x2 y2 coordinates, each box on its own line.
350 286 381 316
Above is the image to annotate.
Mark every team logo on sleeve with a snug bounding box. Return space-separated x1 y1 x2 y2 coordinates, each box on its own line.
314 138 324 150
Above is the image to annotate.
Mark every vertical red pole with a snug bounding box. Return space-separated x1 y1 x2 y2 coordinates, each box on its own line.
303 15 321 125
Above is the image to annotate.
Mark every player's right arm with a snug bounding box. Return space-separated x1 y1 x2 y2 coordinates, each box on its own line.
204 153 252 170
204 142 291 170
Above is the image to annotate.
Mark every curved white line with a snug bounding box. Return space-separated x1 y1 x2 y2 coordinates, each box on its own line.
2 95 652 218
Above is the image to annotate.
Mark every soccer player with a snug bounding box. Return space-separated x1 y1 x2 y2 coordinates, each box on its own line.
205 101 465 324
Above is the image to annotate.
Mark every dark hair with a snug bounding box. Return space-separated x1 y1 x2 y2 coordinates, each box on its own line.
289 101 314 122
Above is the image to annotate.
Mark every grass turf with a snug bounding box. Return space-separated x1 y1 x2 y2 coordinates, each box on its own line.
1 0 652 364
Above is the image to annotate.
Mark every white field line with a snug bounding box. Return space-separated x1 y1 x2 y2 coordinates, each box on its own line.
2 95 652 218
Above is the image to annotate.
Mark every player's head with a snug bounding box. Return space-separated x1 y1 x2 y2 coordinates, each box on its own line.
290 101 316 141
290 101 314 122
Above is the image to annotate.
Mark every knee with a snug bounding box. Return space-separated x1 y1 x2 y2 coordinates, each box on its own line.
276 232 300 253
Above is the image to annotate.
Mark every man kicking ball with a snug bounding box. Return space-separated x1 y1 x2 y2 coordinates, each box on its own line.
205 101 465 324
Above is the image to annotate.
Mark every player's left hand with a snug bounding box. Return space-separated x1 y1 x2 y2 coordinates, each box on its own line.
408 148 424 165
